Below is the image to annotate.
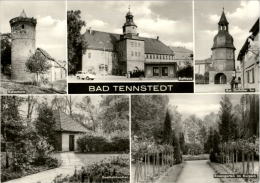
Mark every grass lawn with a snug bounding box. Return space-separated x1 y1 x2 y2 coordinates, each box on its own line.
208 161 259 183
183 154 209 161
0 79 66 94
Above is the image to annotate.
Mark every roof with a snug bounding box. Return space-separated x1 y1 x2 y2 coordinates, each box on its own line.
53 110 87 133
237 18 259 61
36 48 65 69
9 10 37 26
169 46 193 60
83 29 174 55
195 58 212 65
36 48 55 61
249 18 259 36
218 10 229 25
20 10 27 18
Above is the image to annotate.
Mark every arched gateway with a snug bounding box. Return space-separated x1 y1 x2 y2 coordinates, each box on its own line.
214 73 227 84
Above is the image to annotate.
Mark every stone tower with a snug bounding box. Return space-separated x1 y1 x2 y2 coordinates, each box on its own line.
117 9 145 74
9 10 37 81
209 9 236 84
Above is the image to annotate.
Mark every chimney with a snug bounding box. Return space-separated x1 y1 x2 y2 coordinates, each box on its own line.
156 36 159 40
89 27 92 34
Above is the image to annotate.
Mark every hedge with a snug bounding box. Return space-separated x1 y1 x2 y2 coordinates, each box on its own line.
77 135 129 153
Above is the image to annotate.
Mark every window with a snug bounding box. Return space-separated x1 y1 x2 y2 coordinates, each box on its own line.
21 24 24 29
135 42 137 47
131 42 134 47
153 67 159 76
88 52 91 59
162 67 168 76
247 68 255 83
131 51 134 56
138 52 140 57
135 52 137 56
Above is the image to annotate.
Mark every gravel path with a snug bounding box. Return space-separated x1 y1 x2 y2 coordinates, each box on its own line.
176 160 221 183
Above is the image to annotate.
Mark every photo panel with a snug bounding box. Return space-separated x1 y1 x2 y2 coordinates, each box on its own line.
0 1 67 94
194 1 259 93
1 94 130 182
131 94 259 183
67 1 194 94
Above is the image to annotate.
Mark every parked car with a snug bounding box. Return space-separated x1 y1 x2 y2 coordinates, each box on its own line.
76 71 95 80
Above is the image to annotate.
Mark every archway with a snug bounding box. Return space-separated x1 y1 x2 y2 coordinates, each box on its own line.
214 73 227 84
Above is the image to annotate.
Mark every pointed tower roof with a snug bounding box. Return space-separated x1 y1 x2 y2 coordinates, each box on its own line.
20 9 27 18
218 8 229 25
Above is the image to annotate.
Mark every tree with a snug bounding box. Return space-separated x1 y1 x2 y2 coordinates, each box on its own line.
67 10 87 74
131 95 169 139
163 109 172 144
51 96 68 113
76 96 97 131
1 96 24 143
1 33 11 75
218 95 234 142
25 50 51 84
99 95 129 134
26 96 37 120
35 103 56 149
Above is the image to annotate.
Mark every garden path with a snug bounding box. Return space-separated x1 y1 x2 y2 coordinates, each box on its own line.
4 153 120 183
176 160 221 183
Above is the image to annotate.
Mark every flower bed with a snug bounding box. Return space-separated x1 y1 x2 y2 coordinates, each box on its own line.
1 157 60 182
53 155 130 183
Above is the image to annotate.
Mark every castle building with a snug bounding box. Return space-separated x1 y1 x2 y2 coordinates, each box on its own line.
82 10 178 78
9 10 66 82
209 9 236 84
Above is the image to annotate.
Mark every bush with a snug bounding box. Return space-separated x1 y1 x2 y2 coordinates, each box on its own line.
111 136 129 152
77 135 129 153
177 65 193 78
54 156 129 183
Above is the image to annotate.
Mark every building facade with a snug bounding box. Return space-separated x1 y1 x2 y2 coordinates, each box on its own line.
237 18 259 92
53 111 88 152
209 10 236 84
82 10 178 78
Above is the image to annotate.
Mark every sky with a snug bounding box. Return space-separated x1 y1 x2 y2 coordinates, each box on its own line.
0 1 66 61
195 0 260 61
68 1 193 50
169 94 242 118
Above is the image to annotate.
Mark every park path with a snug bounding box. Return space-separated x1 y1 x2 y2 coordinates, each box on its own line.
176 160 221 183
4 153 120 183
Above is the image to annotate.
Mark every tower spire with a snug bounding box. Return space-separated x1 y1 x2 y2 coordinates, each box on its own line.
20 9 27 18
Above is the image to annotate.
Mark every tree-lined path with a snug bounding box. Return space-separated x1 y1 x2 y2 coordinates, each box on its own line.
176 160 220 183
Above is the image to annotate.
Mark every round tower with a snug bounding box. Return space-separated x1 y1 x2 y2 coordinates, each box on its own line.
9 10 37 81
211 9 235 71
209 9 236 84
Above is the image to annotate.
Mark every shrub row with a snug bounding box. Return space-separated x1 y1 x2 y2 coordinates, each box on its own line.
77 135 129 153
